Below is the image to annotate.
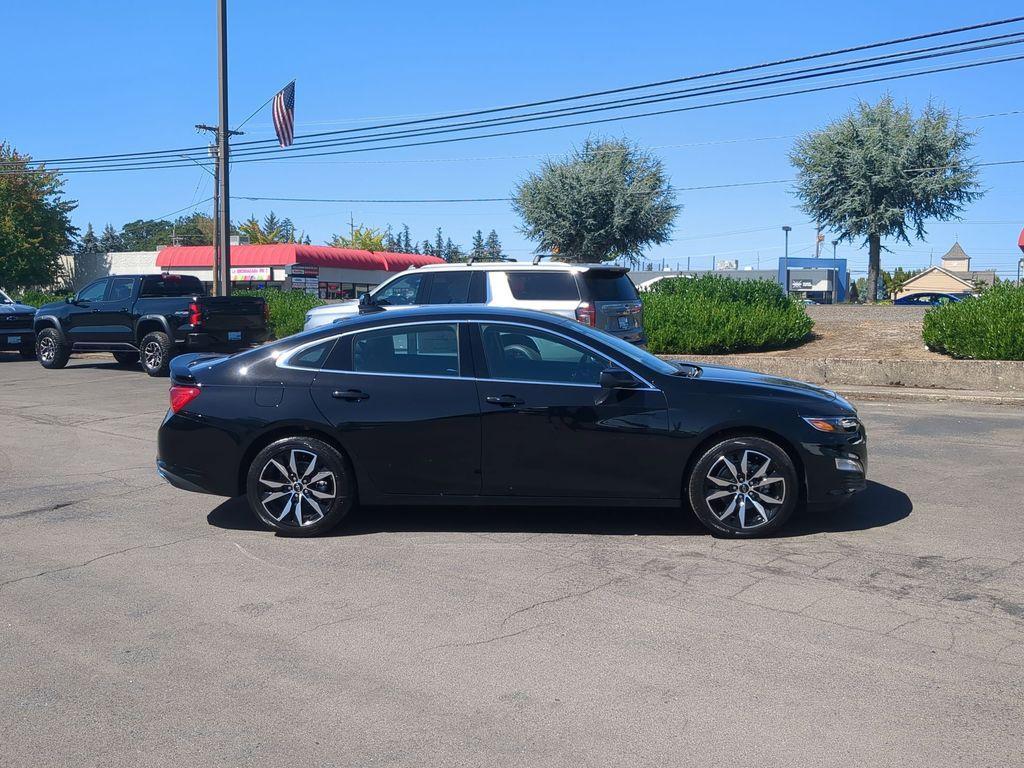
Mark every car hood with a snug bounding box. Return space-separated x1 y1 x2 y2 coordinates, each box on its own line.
693 362 840 403
0 302 37 314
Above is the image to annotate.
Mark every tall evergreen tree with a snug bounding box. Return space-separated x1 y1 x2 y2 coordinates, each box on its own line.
422 240 433 256
434 228 444 260
484 229 502 260
401 224 413 253
99 223 122 252
78 223 101 254
470 230 486 261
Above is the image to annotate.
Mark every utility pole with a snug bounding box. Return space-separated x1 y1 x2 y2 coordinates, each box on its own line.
196 126 241 295
831 239 839 304
216 0 231 296
349 212 355 246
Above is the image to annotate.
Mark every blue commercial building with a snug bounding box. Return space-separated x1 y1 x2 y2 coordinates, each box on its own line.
777 256 849 303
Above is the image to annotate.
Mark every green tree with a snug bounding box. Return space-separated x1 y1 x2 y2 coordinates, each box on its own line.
99 223 122 252
512 138 678 264
119 219 175 251
884 266 922 298
77 223 101 254
401 224 413 253
791 96 982 303
238 212 295 244
434 228 444 259
443 237 465 263
0 143 77 289
329 223 387 251
174 213 215 245
484 229 503 260
470 230 486 261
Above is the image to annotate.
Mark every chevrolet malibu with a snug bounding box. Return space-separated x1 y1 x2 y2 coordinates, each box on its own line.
157 306 866 538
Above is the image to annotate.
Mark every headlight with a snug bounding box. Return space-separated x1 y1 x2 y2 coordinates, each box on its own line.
803 416 860 433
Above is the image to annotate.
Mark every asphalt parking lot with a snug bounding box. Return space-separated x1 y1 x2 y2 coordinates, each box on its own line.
1 352 1023 767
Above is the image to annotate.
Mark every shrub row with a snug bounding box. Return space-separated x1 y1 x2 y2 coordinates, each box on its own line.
641 275 813 355
922 283 1024 360
12 289 64 307
235 288 325 339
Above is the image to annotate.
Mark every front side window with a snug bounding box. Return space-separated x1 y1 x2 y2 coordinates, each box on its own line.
480 324 610 385
506 272 580 301
351 323 459 377
77 280 109 302
372 274 424 306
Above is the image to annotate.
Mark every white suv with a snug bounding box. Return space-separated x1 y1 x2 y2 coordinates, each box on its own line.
303 262 646 345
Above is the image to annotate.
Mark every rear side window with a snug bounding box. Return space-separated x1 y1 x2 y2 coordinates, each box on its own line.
351 323 460 377
426 272 473 304
506 272 580 301
108 277 135 302
579 272 638 301
141 274 205 297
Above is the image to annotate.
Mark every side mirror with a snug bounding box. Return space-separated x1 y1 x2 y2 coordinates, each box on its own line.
599 367 639 390
358 292 373 306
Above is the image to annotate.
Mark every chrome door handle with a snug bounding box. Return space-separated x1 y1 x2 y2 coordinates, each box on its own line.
485 394 524 406
332 389 370 401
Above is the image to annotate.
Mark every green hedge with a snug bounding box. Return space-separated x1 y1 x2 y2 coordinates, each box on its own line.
11 289 65 308
235 288 325 339
922 283 1024 360
642 275 814 354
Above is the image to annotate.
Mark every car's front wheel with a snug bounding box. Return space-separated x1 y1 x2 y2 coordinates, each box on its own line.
36 328 70 369
245 436 355 536
687 436 798 537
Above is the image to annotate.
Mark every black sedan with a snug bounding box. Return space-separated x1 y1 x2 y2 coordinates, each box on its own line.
157 306 866 538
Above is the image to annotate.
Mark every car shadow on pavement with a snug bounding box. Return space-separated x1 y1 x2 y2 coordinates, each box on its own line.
206 480 909 538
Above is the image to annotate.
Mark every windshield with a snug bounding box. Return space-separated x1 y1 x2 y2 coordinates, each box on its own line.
0 289 12 304
564 319 679 376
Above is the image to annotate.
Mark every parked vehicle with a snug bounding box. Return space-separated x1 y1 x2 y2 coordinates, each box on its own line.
0 289 37 360
33 274 269 376
158 306 866 538
893 292 966 306
303 262 646 346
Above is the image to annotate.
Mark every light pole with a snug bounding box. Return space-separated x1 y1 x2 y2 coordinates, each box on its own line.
832 239 839 304
1018 257 1023 286
782 226 792 294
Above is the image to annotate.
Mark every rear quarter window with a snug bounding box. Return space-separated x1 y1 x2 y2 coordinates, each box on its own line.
506 272 580 301
141 275 205 297
579 272 639 301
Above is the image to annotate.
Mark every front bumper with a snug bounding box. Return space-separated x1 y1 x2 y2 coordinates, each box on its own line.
0 329 35 350
801 429 868 505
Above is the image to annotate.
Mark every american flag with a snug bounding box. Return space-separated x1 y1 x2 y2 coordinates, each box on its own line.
272 81 296 147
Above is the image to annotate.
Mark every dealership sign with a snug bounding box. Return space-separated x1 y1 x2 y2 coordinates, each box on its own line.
230 267 271 281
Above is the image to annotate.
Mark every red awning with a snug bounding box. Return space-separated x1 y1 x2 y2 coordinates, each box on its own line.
155 243 442 271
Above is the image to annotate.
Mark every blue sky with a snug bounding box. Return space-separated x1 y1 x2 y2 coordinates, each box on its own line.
5 1 1024 278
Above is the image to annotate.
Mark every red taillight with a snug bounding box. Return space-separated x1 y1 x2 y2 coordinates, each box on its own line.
169 385 201 414
575 302 596 327
188 301 202 326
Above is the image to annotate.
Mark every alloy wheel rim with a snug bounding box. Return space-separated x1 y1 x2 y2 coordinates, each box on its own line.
39 336 55 362
143 341 162 369
258 448 338 527
703 449 786 530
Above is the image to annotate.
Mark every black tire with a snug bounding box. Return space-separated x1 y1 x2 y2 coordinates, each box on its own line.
19 346 36 361
36 328 70 369
246 436 355 536
139 331 174 377
686 436 799 537
112 351 140 367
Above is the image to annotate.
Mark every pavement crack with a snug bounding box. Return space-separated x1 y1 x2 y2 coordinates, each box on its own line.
426 622 549 652
0 532 223 592
500 576 620 628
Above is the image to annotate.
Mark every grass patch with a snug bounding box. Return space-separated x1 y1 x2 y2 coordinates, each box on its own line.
922 283 1024 360
642 275 813 355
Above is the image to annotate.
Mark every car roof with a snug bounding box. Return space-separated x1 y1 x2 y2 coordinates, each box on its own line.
409 261 629 274
305 304 579 336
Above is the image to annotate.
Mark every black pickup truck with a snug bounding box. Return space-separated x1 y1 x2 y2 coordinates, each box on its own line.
33 274 269 376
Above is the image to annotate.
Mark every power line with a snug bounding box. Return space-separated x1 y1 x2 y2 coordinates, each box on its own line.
8 51 1024 177
8 16 1024 170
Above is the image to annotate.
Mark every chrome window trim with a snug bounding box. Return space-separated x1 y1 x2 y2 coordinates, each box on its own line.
276 317 658 390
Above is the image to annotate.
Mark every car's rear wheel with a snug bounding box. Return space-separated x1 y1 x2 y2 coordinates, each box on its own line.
113 351 139 367
687 436 798 537
140 331 173 377
36 328 70 369
246 436 355 537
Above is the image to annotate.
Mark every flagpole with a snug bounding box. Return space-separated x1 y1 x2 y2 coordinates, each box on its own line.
216 0 231 296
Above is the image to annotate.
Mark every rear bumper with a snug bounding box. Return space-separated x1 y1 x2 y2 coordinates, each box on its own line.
157 458 221 496
157 411 241 497
0 329 35 350
181 329 270 350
